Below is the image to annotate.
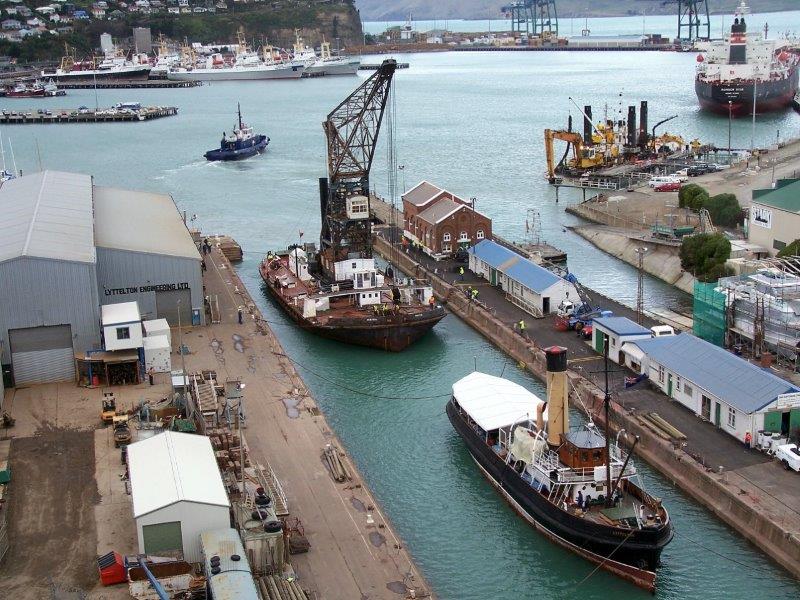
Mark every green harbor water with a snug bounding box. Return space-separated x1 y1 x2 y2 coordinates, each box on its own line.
4 48 800 598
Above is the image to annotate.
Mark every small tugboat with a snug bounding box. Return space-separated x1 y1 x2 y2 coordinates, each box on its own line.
259 60 445 351
447 346 673 592
204 104 269 161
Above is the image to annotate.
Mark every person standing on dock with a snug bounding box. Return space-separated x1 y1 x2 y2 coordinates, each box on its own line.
459 266 465 281
744 431 752 449
519 320 526 338
471 289 478 302
148 367 154 386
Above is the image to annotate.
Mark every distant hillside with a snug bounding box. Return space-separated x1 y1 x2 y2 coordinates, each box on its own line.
356 0 800 22
0 1 362 62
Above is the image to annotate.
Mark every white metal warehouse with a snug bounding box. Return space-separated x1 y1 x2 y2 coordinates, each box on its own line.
0 170 203 388
128 431 230 563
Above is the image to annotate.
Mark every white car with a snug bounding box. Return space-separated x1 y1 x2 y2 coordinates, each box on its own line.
774 443 800 472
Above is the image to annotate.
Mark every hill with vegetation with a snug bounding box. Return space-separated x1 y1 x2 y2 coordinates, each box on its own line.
0 0 362 62
356 0 799 22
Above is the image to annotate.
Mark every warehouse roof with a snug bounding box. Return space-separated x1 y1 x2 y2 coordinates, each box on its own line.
402 180 442 206
752 179 800 213
128 431 229 518
594 316 651 337
93 186 200 260
632 333 800 413
0 170 95 264
470 239 561 293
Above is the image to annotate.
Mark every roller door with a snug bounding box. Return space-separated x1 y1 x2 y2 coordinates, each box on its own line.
155 289 192 326
142 521 183 557
10 325 75 385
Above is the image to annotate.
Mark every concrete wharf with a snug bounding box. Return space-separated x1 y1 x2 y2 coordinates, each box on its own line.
56 79 200 89
370 229 800 581
184 244 433 599
0 106 178 125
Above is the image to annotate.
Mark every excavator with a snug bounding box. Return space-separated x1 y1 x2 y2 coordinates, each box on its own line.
544 129 607 183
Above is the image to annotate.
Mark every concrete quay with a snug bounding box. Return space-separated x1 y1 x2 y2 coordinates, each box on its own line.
372 233 800 581
185 244 433 599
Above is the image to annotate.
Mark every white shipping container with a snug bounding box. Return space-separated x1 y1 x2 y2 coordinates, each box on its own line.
143 318 171 349
143 335 171 373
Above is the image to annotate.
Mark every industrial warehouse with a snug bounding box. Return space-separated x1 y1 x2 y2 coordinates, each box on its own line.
0 171 203 387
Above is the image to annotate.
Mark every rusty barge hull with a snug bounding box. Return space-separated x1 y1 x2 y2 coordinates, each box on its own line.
260 273 445 352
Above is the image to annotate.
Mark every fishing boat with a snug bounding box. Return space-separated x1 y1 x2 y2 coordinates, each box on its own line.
292 32 360 76
258 60 445 351
5 79 65 98
42 45 151 82
447 346 673 592
204 104 269 161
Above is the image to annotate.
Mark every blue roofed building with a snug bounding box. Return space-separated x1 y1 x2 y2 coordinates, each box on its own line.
591 316 654 364
626 333 800 443
468 239 576 316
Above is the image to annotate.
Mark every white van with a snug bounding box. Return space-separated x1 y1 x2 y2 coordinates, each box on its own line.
648 176 680 188
650 325 675 337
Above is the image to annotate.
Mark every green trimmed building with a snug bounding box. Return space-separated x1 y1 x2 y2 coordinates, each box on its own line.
749 179 800 255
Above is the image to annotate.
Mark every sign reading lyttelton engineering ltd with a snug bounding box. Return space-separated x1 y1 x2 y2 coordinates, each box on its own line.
776 392 800 410
104 282 190 296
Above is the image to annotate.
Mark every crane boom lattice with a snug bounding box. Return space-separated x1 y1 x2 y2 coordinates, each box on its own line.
319 59 397 277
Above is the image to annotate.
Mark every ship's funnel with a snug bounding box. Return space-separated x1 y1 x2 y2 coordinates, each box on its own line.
583 105 593 145
638 101 648 148
627 106 636 147
545 346 569 447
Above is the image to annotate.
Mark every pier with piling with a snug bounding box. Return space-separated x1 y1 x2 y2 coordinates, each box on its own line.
0 106 178 125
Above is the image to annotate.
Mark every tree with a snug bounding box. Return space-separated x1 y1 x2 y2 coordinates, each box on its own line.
680 233 732 282
704 193 742 227
679 183 706 210
777 239 800 258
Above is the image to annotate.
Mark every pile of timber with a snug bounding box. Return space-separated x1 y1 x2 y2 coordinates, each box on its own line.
636 412 687 441
257 575 309 600
323 444 352 482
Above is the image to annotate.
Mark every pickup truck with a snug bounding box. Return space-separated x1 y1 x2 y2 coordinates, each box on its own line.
774 443 800 472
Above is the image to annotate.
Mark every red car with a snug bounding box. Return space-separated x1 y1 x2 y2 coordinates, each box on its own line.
654 181 681 192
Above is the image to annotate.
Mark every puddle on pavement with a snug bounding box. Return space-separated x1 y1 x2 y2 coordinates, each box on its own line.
386 581 406 595
369 531 386 548
350 497 366 512
282 397 301 418
232 333 246 353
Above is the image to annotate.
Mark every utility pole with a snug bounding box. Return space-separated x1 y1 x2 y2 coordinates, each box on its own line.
635 246 648 324
177 298 187 409
728 100 733 159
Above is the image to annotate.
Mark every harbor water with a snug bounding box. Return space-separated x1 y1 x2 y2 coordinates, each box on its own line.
4 48 800 598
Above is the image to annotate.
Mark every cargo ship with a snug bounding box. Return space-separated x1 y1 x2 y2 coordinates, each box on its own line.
43 46 151 82
448 347 673 592
259 60 446 351
695 1 798 115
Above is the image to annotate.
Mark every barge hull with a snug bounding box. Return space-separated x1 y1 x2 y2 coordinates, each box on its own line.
695 70 799 115
261 277 445 352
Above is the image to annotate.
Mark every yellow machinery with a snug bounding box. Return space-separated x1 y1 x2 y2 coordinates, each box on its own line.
101 391 118 425
544 129 606 181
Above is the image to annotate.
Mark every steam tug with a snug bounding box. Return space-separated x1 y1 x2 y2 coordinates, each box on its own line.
259 60 446 351
695 1 798 115
448 346 673 591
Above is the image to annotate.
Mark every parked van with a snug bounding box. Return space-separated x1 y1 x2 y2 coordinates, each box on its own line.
650 325 675 337
648 176 680 188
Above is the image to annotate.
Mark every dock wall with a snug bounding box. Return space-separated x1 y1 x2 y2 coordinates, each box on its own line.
373 234 800 579
570 225 696 295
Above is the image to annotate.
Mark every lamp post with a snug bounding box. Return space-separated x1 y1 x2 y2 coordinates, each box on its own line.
177 298 187 410
727 100 733 159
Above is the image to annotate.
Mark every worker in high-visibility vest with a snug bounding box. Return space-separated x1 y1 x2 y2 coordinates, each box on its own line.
459 266 465 281
519 320 526 337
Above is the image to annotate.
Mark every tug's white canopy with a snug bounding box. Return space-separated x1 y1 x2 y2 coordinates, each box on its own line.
452 372 547 431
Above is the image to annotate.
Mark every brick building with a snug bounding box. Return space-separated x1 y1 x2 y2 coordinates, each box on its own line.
402 180 492 258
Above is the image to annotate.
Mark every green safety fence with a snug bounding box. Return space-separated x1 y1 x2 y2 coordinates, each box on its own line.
693 281 726 347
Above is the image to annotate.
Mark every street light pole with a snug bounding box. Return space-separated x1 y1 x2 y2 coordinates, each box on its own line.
728 100 733 159
177 298 187 410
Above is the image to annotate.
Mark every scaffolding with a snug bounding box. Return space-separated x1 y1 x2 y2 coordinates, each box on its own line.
693 281 726 347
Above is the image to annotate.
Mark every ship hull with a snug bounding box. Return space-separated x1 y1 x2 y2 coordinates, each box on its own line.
167 65 305 81
43 66 152 82
307 60 361 76
260 270 445 352
446 400 672 591
696 69 799 115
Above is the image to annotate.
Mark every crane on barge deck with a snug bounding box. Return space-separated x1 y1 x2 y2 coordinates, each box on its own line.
318 59 397 278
